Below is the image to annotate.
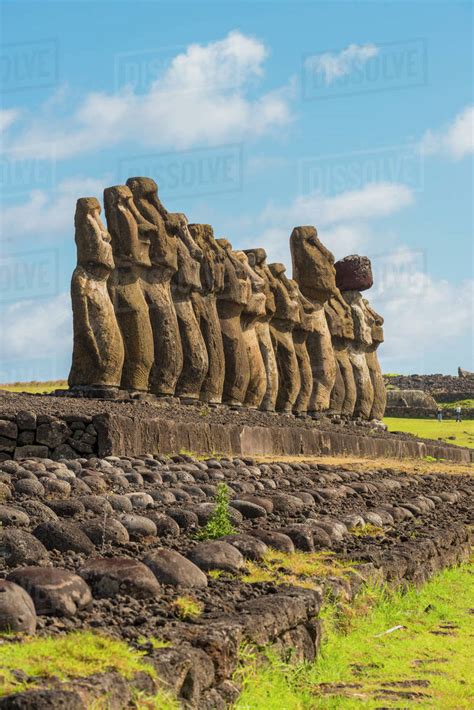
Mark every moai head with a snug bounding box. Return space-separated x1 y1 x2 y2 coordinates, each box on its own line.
335 255 373 292
216 238 249 306
268 262 300 325
74 197 114 271
244 247 277 318
363 299 384 345
126 177 177 272
235 251 266 319
104 185 152 268
168 213 203 293
188 223 226 295
290 226 337 304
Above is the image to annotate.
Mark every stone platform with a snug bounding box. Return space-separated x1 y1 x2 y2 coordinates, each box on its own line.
0 391 472 463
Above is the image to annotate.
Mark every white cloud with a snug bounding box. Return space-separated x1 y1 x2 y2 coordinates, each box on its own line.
0 176 111 244
304 43 379 85
0 109 19 135
4 31 293 161
420 105 474 160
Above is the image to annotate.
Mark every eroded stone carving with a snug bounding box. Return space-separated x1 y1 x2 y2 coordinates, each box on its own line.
105 186 155 392
169 214 209 401
216 239 250 406
244 249 279 412
69 198 125 390
290 226 337 414
363 299 387 420
126 178 183 396
188 224 226 404
340 290 374 420
268 263 301 413
287 279 315 416
325 291 357 417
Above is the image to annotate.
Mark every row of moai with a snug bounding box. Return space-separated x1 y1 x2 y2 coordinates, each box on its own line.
68 178 386 420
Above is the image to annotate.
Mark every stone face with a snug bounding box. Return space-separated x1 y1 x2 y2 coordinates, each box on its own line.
244 249 279 412
79 557 161 598
0 580 36 633
170 214 209 400
235 252 267 409
105 185 155 392
290 227 337 413
68 197 125 389
335 254 373 292
188 540 245 573
7 567 92 617
127 177 183 396
216 239 251 406
189 223 226 404
143 548 208 587
268 263 301 413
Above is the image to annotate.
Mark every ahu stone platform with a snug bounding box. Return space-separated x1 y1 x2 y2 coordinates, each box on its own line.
0 391 472 464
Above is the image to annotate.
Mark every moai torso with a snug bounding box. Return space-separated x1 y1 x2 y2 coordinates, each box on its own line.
244 248 279 411
105 185 155 392
188 223 226 403
69 198 124 389
290 226 337 414
341 289 374 419
363 298 386 420
287 278 315 415
325 290 357 417
126 177 183 396
169 214 209 400
268 263 301 413
216 239 251 406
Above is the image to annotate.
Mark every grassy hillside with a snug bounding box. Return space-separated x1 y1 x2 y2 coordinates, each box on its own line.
384 417 474 449
0 380 67 394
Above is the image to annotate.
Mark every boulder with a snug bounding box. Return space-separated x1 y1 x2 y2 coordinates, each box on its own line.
7 567 92 616
0 579 36 633
143 549 208 588
335 254 373 291
188 541 244 574
79 557 161 598
33 521 95 554
1 528 49 566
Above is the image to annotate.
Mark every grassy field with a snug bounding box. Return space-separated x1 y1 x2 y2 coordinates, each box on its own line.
0 380 67 394
384 417 474 449
235 562 474 709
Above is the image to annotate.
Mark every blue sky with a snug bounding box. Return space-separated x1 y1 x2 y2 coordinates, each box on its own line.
0 0 472 382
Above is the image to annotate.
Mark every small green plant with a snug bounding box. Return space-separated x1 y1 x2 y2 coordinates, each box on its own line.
171 596 204 620
349 523 384 538
198 405 210 417
196 483 235 540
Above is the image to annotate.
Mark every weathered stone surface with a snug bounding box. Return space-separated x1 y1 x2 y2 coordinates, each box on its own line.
144 548 208 587
36 420 72 448
364 299 387 420
1 527 49 566
0 579 36 633
13 478 45 496
14 445 49 460
335 254 373 291
105 185 154 391
244 249 279 412
386 389 438 411
79 518 130 545
144 511 180 537
216 239 251 406
250 529 295 553
79 557 161 598
16 410 37 430
230 499 267 519
0 420 17 439
220 533 268 561
290 227 337 412
127 177 183 396
342 290 375 419
118 513 157 539
188 541 244 573
7 567 92 616
268 263 301 413
33 521 95 554
0 689 85 709
288 280 315 415
0 506 29 527
68 197 124 390
170 214 209 399
325 290 356 416
189 223 226 404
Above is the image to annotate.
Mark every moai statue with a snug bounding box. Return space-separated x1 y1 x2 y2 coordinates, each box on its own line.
336 255 375 419
188 224 226 404
69 198 124 390
325 290 357 417
244 249 279 412
363 299 387 420
169 214 209 401
216 239 251 406
105 185 155 392
268 263 301 413
234 252 267 409
290 226 337 414
287 279 315 417
126 177 183 396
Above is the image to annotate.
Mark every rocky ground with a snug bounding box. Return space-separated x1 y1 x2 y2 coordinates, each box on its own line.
385 373 474 403
0 450 473 707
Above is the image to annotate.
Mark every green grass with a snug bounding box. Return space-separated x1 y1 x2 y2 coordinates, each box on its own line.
384 417 474 449
440 399 474 410
242 549 355 589
235 562 474 709
196 482 236 540
0 380 67 394
0 631 179 708
171 596 204 620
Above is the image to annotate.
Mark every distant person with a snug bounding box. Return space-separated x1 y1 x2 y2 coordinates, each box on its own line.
455 405 462 423
437 408 443 422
